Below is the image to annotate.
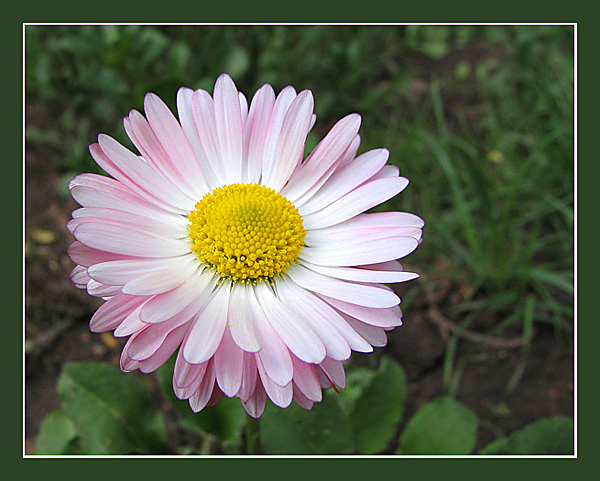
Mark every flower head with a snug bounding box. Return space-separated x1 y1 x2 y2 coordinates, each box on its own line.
68 74 423 417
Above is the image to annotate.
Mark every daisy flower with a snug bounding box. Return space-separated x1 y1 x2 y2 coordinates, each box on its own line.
68 74 423 418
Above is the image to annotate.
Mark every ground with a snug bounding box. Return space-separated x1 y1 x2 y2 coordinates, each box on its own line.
24 139 573 454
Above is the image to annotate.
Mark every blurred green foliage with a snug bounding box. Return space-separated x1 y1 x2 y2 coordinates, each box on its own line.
25 24 574 308
37 358 573 455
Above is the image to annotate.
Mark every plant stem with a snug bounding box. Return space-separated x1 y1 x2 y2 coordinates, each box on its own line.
246 416 262 455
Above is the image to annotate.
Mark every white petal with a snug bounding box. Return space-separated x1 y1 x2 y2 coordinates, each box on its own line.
183 282 231 364
297 148 389 215
300 236 419 266
139 269 216 324
176 87 220 190
192 89 228 186
301 261 419 283
88 255 195 287
69 175 178 225
286 264 400 309
265 90 314 192
71 206 187 238
95 136 195 212
227 284 261 352
343 315 388 347
247 287 294 386
144 92 209 197
276 281 351 361
251 282 326 364
260 86 297 186
213 74 244 184
73 222 189 258
280 281 373 353
283 114 361 202
318 294 403 328
122 258 200 295
301 177 409 230
244 84 276 184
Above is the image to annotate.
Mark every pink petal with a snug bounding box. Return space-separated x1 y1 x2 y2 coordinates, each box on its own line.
278 280 372 353
189 360 217 412
244 84 276 184
297 148 389 215
68 241 129 268
318 295 403 328
86 280 121 297
283 113 361 201
242 381 267 419
174 348 208 390
124 109 206 201
176 87 220 190
256 356 293 408
214 327 244 397
71 206 187 238
264 90 314 192
250 293 294 386
290 354 322 402
138 323 188 373
87 255 195 288
259 86 297 186
191 89 227 186
93 137 194 212
72 221 189 258
293 384 315 410
342 315 388 347
143 93 209 196
237 351 259 403
319 357 347 389
89 293 148 333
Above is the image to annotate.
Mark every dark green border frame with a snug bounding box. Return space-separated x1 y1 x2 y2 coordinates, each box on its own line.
12 0 590 476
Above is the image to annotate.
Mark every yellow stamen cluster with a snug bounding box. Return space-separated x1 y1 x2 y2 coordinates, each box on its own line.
188 183 306 282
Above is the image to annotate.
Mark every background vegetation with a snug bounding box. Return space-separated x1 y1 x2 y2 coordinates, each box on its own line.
25 24 574 455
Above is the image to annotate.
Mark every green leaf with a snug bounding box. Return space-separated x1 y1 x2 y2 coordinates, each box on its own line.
35 410 79 455
479 417 574 455
397 396 478 454
347 357 407 454
156 356 246 451
57 361 167 454
260 391 355 454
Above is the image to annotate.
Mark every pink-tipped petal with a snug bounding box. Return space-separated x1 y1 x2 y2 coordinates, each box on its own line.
286 264 400 309
301 177 409 230
213 74 244 184
214 327 244 397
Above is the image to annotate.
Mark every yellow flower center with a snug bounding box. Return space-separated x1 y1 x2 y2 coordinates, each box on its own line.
188 183 306 282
